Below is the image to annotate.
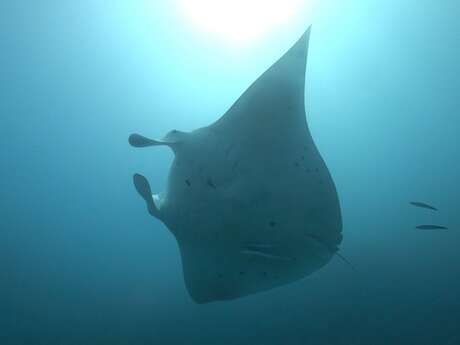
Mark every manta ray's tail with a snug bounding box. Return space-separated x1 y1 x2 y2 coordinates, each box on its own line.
334 251 356 272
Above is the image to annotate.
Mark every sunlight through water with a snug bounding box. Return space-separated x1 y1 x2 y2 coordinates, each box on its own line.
179 0 312 44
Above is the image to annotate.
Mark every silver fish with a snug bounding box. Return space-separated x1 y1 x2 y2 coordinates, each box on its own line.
416 225 448 230
410 201 438 211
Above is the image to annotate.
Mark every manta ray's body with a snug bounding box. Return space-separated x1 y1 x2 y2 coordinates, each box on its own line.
129 29 342 304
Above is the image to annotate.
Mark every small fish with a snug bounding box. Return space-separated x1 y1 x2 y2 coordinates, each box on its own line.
416 225 448 230
410 201 438 211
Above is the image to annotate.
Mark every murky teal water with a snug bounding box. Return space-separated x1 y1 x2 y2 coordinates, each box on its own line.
1 1 460 344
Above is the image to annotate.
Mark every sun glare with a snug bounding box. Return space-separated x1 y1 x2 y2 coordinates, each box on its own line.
179 0 309 44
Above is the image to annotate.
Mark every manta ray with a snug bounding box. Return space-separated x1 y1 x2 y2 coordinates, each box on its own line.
129 28 342 304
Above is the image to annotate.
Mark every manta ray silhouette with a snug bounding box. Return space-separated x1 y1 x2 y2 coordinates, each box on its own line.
129 28 342 303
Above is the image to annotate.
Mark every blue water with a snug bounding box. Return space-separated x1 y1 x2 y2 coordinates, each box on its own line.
2 1 460 344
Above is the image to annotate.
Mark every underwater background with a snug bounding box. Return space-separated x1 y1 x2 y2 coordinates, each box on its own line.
1 0 460 344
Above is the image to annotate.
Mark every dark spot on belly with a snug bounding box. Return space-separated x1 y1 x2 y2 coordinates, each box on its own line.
269 221 277 227
207 177 217 189
294 162 300 168
185 179 191 187
239 271 245 276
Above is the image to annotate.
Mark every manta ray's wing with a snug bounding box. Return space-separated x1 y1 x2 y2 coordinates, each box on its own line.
212 27 311 142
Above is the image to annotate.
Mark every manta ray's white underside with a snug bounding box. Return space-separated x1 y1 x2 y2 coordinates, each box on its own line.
129 28 342 304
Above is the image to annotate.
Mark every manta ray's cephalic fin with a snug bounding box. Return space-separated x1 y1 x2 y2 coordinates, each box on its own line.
129 131 186 219
133 173 162 219
129 130 186 153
